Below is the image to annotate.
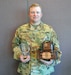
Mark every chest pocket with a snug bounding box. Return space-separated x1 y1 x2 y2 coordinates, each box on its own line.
39 31 51 42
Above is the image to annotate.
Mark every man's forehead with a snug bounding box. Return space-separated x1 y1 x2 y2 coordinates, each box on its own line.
29 7 42 11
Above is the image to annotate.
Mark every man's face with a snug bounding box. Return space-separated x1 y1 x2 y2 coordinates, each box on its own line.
29 6 42 23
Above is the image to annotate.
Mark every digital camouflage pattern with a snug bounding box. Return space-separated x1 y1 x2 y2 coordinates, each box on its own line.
12 22 62 75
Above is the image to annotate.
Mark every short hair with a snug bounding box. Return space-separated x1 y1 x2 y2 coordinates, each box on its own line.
29 3 42 12
29 3 41 8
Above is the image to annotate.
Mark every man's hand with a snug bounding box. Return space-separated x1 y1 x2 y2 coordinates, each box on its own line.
20 55 30 63
20 55 25 62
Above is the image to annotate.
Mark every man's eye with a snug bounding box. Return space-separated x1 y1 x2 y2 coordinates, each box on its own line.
30 12 40 14
37 12 40 14
31 12 35 14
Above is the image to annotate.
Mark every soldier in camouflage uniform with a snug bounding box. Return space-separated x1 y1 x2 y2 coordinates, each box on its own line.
12 3 62 75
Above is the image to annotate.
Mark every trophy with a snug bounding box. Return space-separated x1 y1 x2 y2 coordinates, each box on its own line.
38 41 56 61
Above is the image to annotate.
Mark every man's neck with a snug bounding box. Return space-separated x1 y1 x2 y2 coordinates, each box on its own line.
30 21 41 26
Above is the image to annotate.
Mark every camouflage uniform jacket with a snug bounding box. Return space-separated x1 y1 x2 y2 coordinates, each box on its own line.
12 22 62 75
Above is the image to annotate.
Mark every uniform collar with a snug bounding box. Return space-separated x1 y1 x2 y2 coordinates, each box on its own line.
29 21 44 30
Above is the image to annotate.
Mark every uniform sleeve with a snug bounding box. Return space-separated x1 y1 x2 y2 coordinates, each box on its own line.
51 28 62 65
12 28 22 60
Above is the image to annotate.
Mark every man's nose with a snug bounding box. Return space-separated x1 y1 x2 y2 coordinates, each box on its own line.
34 12 37 16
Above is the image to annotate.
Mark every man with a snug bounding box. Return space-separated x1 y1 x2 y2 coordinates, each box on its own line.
12 3 62 75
